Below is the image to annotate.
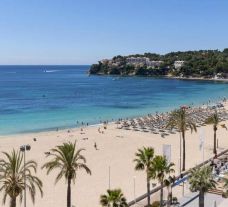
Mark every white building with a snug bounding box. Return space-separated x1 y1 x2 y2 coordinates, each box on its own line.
147 60 163 67
126 57 163 67
174 61 185 69
126 57 149 65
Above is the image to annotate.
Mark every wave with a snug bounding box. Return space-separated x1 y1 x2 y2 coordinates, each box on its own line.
43 70 60 73
4 72 17 74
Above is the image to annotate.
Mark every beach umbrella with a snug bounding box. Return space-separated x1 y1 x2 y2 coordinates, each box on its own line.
181 105 189 109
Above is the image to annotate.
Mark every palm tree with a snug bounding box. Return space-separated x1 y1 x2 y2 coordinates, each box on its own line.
205 110 226 155
100 189 128 207
150 156 175 207
134 147 154 207
166 107 197 171
0 150 43 207
189 166 216 207
42 141 91 207
164 175 175 207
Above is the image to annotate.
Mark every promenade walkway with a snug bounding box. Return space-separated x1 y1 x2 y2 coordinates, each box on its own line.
178 192 227 207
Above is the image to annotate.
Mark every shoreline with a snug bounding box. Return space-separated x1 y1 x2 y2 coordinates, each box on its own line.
91 73 228 82
0 98 225 137
165 75 228 82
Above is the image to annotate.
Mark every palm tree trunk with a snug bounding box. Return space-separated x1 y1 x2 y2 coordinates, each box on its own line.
147 173 150 206
160 181 163 207
167 186 171 207
199 191 205 207
10 197 16 207
170 187 173 207
67 177 71 207
213 126 217 155
182 131 186 171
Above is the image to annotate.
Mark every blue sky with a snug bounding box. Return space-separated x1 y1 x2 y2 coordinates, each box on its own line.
0 0 228 64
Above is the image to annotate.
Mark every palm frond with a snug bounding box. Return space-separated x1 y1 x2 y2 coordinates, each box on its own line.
42 140 91 185
0 149 43 205
100 189 128 207
189 166 216 193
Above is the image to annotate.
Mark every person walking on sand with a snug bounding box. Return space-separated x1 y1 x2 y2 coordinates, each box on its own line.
94 142 97 150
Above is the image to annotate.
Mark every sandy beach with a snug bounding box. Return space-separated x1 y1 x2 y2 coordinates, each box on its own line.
0 103 228 207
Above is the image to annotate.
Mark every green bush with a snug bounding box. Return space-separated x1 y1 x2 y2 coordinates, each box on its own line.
151 201 160 207
222 191 228 198
172 197 178 202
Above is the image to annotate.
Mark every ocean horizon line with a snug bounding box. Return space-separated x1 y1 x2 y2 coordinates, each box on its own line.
0 64 92 66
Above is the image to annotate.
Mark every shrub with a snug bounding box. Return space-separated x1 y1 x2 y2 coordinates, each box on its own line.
151 201 160 207
172 197 178 204
222 191 228 198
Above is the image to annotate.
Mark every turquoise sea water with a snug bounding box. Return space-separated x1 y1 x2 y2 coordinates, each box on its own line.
0 65 228 135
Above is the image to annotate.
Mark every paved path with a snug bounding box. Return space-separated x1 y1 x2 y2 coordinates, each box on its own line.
178 192 227 207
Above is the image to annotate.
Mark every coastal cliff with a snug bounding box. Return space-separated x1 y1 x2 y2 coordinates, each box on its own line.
89 49 228 78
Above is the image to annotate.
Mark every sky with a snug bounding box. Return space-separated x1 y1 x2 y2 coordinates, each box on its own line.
0 0 228 65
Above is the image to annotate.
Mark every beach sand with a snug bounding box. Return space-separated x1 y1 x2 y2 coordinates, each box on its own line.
0 104 228 207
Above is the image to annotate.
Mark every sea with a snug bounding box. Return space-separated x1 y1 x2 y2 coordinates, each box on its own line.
0 65 228 135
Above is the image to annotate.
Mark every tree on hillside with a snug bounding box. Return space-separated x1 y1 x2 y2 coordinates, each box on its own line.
223 48 228 54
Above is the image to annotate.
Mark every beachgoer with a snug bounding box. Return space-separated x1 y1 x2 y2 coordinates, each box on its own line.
94 142 97 150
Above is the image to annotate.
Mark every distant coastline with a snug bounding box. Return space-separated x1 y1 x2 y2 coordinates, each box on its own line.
89 49 228 79
89 72 228 82
88 72 228 83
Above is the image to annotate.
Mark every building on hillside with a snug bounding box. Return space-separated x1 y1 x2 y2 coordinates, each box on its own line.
174 61 185 69
126 57 163 67
126 57 149 65
147 60 163 67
